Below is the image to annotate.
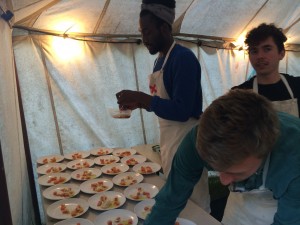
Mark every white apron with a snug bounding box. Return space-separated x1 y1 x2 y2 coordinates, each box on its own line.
253 75 299 117
148 42 210 212
222 154 277 225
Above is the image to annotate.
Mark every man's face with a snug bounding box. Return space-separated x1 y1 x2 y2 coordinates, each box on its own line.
217 156 263 186
139 14 164 55
248 36 285 77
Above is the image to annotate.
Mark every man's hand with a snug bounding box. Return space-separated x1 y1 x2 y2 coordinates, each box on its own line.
116 90 152 110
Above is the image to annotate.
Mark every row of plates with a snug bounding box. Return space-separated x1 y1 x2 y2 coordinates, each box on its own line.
37 148 137 165
38 162 161 186
42 172 146 199
37 154 148 174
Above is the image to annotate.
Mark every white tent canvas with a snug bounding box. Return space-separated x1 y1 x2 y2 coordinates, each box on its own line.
1 0 300 224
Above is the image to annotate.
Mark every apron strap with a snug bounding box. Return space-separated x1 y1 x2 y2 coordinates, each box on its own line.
253 75 295 98
154 41 176 71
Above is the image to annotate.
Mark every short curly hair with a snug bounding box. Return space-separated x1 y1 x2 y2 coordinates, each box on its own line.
245 23 287 52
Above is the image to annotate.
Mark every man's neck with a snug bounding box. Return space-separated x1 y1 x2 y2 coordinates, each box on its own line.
160 37 174 57
256 72 281 85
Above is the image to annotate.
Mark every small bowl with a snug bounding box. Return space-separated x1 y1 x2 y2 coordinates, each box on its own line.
108 108 132 119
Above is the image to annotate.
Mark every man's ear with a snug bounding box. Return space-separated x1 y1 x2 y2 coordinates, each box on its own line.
279 49 285 60
160 22 172 37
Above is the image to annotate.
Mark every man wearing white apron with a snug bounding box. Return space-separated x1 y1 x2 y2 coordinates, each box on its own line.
116 1 210 212
233 23 300 118
144 89 300 225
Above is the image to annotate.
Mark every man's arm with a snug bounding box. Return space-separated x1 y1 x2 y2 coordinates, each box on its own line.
144 127 205 225
273 176 300 225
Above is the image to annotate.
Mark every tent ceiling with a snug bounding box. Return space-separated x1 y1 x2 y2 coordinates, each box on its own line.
9 0 300 45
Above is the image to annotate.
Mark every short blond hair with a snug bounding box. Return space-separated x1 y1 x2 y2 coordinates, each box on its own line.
197 89 279 171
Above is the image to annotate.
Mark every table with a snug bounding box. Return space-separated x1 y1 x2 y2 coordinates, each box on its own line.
38 150 221 225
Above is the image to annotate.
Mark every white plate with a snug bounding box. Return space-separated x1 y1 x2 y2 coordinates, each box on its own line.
80 178 114 194
64 151 90 160
124 183 159 201
88 191 126 211
37 154 64 165
112 172 144 187
71 168 102 181
67 158 94 170
101 163 129 175
43 183 80 200
121 155 147 166
37 163 67 174
38 173 71 186
54 218 94 225
47 198 89 220
176 218 197 225
133 199 155 220
94 209 138 225
132 162 161 175
90 147 113 156
94 155 120 166
112 148 136 158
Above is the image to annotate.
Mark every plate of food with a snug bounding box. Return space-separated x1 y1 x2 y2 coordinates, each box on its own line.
67 158 94 170
37 163 66 174
132 162 161 175
112 148 136 158
43 183 80 200
71 168 102 181
112 172 144 187
37 154 64 165
133 199 155 220
101 163 129 175
64 151 90 160
47 198 89 220
94 155 120 166
175 218 197 225
38 173 71 186
54 218 94 225
94 209 138 225
124 183 159 201
88 191 126 211
90 147 114 156
121 155 147 166
80 178 114 194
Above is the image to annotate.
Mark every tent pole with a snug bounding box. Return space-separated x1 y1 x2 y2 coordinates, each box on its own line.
0 140 13 225
14 61 42 225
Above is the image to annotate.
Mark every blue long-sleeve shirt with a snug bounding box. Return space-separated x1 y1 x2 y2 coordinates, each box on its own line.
149 44 203 121
144 112 300 225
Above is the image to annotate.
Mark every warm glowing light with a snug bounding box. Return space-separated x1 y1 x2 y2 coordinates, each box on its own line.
52 20 82 33
52 36 83 61
231 32 247 50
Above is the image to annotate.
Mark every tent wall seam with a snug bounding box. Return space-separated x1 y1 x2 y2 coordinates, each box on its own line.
93 0 110 34
38 37 64 155
15 0 60 27
131 44 147 144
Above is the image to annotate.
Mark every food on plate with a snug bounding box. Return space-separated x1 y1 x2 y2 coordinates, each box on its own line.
53 188 75 198
130 187 151 200
47 176 66 185
107 217 133 225
60 204 84 217
116 151 132 157
139 166 153 174
142 205 152 218
45 166 63 173
76 170 96 180
100 158 117 165
125 158 139 165
96 149 111 155
71 153 82 159
106 166 121 174
71 161 90 169
43 157 57 164
97 195 121 209
91 181 109 192
119 175 137 186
